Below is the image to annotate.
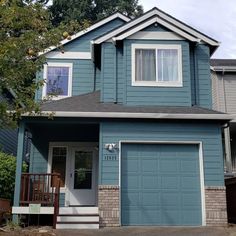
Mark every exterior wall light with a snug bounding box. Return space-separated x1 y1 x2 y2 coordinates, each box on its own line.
104 143 117 151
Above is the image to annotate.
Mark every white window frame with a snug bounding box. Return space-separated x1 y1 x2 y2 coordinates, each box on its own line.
47 145 68 193
42 62 73 100
131 44 183 87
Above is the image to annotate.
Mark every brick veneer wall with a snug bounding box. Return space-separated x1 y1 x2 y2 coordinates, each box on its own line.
98 185 228 227
205 186 228 226
98 185 119 227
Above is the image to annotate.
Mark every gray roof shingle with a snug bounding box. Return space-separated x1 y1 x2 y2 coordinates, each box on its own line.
210 59 236 67
41 91 224 115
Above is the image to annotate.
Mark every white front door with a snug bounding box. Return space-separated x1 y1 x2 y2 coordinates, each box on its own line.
68 147 97 206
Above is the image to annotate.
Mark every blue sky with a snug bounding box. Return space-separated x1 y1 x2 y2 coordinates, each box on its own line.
139 0 236 58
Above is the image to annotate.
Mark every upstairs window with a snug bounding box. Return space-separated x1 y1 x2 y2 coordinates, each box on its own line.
43 63 72 99
132 44 183 87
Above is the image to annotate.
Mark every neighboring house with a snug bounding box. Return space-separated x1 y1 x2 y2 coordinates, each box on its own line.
12 8 230 229
0 90 18 156
211 59 236 173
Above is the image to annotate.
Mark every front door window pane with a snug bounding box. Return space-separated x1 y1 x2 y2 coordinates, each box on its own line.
74 151 93 189
51 147 67 187
46 67 69 96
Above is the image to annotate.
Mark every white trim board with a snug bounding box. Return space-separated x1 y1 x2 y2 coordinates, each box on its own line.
114 17 198 42
46 51 91 59
48 142 98 207
12 207 54 214
24 111 232 121
42 62 73 100
93 8 219 46
131 44 183 87
40 13 130 56
118 140 206 226
127 31 185 40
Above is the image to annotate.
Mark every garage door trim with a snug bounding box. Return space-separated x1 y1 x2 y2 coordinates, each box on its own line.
118 140 206 226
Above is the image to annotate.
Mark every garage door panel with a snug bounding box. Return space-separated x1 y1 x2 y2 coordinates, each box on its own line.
142 176 160 189
121 143 202 226
142 192 161 206
161 192 181 208
180 160 199 172
142 210 161 224
162 210 181 225
122 175 139 189
181 176 200 189
160 159 179 172
161 176 180 189
122 191 139 206
142 159 159 172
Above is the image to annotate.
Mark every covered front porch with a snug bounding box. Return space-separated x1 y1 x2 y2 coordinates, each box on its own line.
12 118 100 229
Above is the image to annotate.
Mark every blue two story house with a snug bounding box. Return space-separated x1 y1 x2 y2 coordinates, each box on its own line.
12 8 230 229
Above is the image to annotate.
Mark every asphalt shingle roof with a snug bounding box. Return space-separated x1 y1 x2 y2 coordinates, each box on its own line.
210 59 236 67
41 91 224 115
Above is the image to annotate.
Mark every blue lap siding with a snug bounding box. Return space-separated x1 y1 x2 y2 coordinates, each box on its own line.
99 121 224 186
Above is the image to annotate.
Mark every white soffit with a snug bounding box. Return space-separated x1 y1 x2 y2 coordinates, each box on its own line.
127 31 185 40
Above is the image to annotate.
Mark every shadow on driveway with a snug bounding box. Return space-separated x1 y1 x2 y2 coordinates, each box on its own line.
56 226 236 236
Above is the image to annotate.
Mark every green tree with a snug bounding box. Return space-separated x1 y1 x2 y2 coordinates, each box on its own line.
0 0 86 128
0 151 27 201
49 0 143 26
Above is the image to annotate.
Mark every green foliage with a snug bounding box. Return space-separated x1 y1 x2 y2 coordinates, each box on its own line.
0 0 87 128
0 151 27 200
49 0 143 26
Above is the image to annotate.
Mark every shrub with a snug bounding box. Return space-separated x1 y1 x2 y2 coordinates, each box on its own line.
0 152 27 201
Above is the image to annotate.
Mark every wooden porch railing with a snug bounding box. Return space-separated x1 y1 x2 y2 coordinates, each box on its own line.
20 173 60 228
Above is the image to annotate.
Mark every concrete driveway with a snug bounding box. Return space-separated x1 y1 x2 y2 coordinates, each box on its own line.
1 226 236 236
56 226 236 236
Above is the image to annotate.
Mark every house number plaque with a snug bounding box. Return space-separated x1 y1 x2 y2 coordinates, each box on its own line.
103 155 118 161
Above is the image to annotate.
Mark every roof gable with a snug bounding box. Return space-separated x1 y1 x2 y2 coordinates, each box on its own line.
40 12 130 56
92 7 219 53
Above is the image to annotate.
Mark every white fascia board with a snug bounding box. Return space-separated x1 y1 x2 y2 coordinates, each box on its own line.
93 9 161 44
114 16 199 42
25 111 232 120
40 13 130 56
154 8 219 46
94 8 219 46
46 51 91 59
212 66 236 72
230 114 236 122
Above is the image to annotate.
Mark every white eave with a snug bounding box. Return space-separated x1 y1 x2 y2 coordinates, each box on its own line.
211 66 236 72
39 13 130 56
24 111 232 121
92 8 219 47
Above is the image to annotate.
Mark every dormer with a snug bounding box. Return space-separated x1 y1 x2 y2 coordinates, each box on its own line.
92 8 219 108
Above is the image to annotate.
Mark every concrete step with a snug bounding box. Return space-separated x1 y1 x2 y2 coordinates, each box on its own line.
56 223 99 229
59 207 99 215
57 215 99 223
56 207 99 229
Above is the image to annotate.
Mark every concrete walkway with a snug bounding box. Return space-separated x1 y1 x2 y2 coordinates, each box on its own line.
56 226 236 236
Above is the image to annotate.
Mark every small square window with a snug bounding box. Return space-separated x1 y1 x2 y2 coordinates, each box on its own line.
43 63 72 99
132 44 182 87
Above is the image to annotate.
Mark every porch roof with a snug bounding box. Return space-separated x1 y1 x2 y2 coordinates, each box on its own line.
35 91 232 121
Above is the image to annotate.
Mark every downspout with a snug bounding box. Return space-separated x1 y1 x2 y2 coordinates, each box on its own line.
221 70 232 174
222 122 232 174
113 41 118 103
93 62 96 92
193 43 199 106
